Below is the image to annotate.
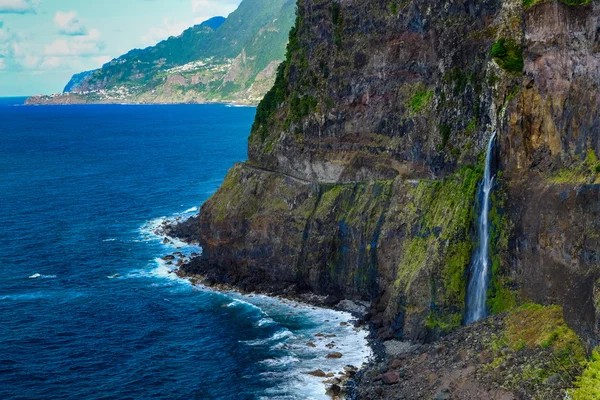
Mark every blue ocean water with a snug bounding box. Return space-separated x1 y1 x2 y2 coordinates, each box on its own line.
0 100 370 399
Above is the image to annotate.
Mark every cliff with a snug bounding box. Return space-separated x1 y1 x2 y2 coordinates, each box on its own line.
26 0 295 105
176 0 600 394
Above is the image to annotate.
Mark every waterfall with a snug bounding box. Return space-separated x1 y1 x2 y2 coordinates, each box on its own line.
465 132 496 324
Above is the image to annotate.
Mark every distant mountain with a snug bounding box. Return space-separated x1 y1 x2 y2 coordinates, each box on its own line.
27 0 295 105
63 70 94 93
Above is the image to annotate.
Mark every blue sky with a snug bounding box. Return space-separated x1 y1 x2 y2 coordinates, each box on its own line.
0 0 242 96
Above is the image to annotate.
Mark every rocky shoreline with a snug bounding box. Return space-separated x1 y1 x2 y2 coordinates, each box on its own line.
158 216 593 400
151 216 375 399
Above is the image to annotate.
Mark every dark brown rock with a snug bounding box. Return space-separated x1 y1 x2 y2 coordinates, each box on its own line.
381 371 400 385
326 384 341 397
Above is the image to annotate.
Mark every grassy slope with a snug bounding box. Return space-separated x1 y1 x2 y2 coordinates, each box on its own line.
66 0 295 102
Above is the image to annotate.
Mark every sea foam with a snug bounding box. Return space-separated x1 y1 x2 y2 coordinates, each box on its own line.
136 209 373 399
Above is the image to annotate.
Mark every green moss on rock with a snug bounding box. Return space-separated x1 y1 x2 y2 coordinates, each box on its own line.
506 304 584 354
550 149 600 184
487 176 517 314
490 38 524 74
571 349 600 400
524 0 591 8
484 304 587 395
407 87 434 114
391 165 483 334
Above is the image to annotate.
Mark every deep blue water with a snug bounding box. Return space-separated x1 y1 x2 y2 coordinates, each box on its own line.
0 101 369 399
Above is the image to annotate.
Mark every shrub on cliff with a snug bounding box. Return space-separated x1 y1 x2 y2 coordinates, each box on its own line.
571 349 600 400
490 39 523 74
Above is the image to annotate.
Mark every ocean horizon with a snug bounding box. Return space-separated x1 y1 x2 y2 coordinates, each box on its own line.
0 102 370 399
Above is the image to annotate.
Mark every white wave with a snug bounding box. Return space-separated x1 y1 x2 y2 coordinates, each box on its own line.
107 274 120 279
259 371 337 400
259 355 299 368
256 318 275 327
272 329 294 341
102 238 117 242
28 273 56 279
225 104 255 108
136 210 372 400
242 328 294 346
226 297 267 315
0 293 48 301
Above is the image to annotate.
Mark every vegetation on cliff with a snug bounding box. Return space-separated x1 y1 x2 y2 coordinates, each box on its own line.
572 350 600 400
550 150 600 184
485 304 587 396
381 165 483 335
487 174 517 314
490 38 524 73
523 0 591 8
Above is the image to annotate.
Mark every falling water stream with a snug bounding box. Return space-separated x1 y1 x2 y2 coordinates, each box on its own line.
465 132 496 324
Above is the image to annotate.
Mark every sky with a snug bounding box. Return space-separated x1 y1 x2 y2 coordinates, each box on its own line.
0 0 242 96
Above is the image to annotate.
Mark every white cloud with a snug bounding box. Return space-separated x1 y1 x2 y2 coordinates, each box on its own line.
40 56 60 69
22 53 39 68
54 11 88 36
44 29 103 57
139 0 238 46
92 55 111 67
191 0 238 23
0 58 5 69
0 0 37 14
140 18 189 46
3 28 105 72
0 21 16 58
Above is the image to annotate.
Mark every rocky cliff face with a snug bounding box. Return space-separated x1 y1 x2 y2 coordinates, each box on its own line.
500 0 600 349
181 0 600 350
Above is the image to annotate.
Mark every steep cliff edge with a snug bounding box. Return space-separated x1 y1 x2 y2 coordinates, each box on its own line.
181 0 600 355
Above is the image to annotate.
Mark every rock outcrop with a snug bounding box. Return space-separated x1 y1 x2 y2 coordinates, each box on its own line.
180 0 600 352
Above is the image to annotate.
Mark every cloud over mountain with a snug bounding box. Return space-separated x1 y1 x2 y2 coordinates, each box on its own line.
54 11 88 36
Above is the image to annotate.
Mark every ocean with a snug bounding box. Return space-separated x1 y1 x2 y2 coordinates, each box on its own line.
0 99 371 399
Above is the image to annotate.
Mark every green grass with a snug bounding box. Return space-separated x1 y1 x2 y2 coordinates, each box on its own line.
485 304 587 392
490 39 523 74
393 165 483 333
408 89 434 114
571 349 600 400
550 149 600 184
524 0 591 8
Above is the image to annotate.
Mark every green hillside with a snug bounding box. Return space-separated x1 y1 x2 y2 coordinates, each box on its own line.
29 0 295 105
